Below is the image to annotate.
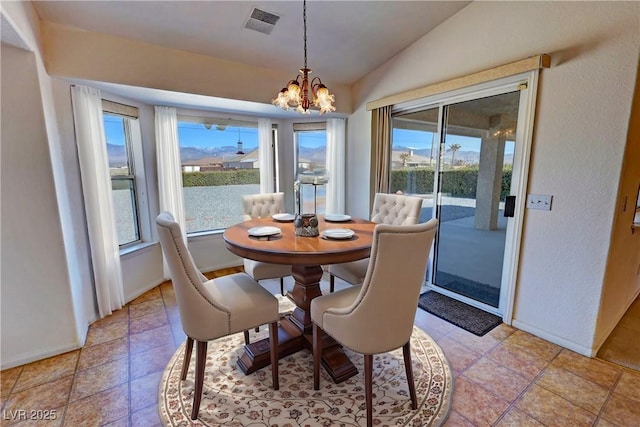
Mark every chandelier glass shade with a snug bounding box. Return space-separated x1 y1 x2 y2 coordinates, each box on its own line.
272 0 335 114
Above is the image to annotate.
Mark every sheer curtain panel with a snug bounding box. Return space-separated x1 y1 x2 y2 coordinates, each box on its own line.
326 118 346 214
71 85 125 318
155 106 186 236
155 106 186 278
259 118 275 193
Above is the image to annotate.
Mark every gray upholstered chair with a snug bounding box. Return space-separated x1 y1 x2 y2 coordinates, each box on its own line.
242 192 292 296
156 212 279 420
311 219 438 427
327 192 423 291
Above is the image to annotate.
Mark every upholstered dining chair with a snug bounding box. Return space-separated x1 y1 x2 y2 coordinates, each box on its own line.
327 192 424 292
155 211 280 420
241 192 292 296
311 219 438 427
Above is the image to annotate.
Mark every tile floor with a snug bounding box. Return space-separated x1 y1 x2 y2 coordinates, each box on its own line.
1 268 639 427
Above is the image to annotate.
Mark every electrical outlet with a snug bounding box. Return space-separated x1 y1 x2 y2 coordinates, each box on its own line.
526 194 552 211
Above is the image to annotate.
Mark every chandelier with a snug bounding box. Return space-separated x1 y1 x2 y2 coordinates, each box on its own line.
272 0 335 114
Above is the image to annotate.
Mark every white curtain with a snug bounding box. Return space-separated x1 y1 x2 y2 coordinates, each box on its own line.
258 118 274 193
71 85 125 318
155 106 186 234
326 118 346 214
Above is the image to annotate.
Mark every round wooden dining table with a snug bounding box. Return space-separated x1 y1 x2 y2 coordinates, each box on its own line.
223 215 376 383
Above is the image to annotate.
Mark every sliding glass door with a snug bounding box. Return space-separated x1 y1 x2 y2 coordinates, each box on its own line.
391 75 536 317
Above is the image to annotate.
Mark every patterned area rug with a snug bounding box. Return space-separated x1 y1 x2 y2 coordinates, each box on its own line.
159 326 452 426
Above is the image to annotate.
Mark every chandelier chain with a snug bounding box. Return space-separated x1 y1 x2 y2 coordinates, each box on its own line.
303 0 307 69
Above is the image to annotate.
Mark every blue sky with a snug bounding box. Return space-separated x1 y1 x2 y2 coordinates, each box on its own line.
393 128 514 154
105 115 511 154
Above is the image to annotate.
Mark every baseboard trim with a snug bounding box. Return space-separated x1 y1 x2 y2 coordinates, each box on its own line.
511 319 597 357
1 342 82 370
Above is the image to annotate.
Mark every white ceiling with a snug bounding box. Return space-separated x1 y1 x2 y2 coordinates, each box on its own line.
27 1 471 116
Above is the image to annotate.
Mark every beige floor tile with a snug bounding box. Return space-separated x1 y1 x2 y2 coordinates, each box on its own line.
131 403 162 427
130 371 162 413
102 417 129 427
129 309 169 335
495 407 545 426
551 349 621 390
84 315 129 347
64 384 128 427
130 324 174 355
12 351 78 393
613 369 640 403
435 336 481 374
535 364 609 414
1 366 23 399
3 377 72 426
442 410 476 426
446 327 502 355
69 358 128 402
451 375 510 425
7 407 64 427
601 392 640 426
88 308 128 331
486 323 517 341
129 287 162 305
594 417 620 427
515 384 596 427
130 342 176 380
463 356 531 401
77 337 128 372
503 330 562 361
128 298 165 319
487 343 548 381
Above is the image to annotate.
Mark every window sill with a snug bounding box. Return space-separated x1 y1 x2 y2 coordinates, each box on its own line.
187 229 225 241
119 241 157 258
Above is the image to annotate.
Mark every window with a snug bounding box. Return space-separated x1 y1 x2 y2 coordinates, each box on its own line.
177 119 269 233
294 124 327 215
104 113 141 246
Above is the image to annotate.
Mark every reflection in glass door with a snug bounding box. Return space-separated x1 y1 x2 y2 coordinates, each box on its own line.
433 91 520 309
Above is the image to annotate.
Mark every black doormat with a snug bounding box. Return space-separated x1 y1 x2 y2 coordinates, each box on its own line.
418 291 502 336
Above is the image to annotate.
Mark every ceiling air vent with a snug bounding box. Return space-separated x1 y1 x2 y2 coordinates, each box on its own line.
244 7 280 35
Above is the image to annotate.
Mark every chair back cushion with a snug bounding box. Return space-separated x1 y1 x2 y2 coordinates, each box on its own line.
156 212 230 339
321 219 438 354
242 192 285 221
370 193 423 225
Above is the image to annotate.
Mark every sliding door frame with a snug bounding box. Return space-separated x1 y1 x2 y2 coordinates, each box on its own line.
391 70 541 324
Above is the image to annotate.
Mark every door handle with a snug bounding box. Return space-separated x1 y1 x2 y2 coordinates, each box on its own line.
504 196 516 217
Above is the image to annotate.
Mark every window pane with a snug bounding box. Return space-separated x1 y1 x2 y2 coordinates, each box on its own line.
178 122 260 233
296 130 327 214
104 113 140 246
111 178 139 245
104 115 131 176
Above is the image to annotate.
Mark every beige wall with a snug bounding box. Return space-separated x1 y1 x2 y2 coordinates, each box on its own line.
349 1 640 355
1 44 81 366
595 63 640 347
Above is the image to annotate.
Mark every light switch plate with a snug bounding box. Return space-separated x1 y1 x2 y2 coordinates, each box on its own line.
526 194 552 210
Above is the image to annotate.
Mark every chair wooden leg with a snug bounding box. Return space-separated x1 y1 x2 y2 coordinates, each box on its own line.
181 337 194 380
402 342 417 410
191 340 208 420
269 321 279 390
280 277 285 295
365 354 373 427
313 323 322 390
243 330 250 345
329 274 335 293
